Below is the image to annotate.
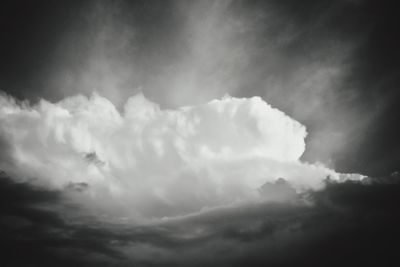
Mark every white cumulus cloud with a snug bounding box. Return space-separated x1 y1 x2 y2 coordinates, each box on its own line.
0 92 362 221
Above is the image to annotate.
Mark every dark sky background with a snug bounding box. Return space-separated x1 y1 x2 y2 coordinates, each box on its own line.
1 1 400 266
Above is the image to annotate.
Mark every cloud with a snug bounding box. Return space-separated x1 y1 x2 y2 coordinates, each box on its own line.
0 172 126 267
1 169 400 266
109 178 400 266
0 92 362 220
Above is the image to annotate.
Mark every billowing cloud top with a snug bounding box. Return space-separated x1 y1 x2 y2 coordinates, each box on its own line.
0 93 359 220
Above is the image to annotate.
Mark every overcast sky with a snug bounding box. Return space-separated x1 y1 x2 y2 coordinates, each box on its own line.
1 1 400 266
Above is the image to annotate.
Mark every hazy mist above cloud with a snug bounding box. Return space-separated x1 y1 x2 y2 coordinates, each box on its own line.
2 0 399 175
26 0 373 172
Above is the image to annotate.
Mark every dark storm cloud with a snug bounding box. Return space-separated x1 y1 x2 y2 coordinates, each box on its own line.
0 172 125 266
116 177 400 267
2 169 400 266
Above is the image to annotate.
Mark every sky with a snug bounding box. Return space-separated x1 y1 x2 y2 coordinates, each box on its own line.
0 0 400 266
1 0 399 176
